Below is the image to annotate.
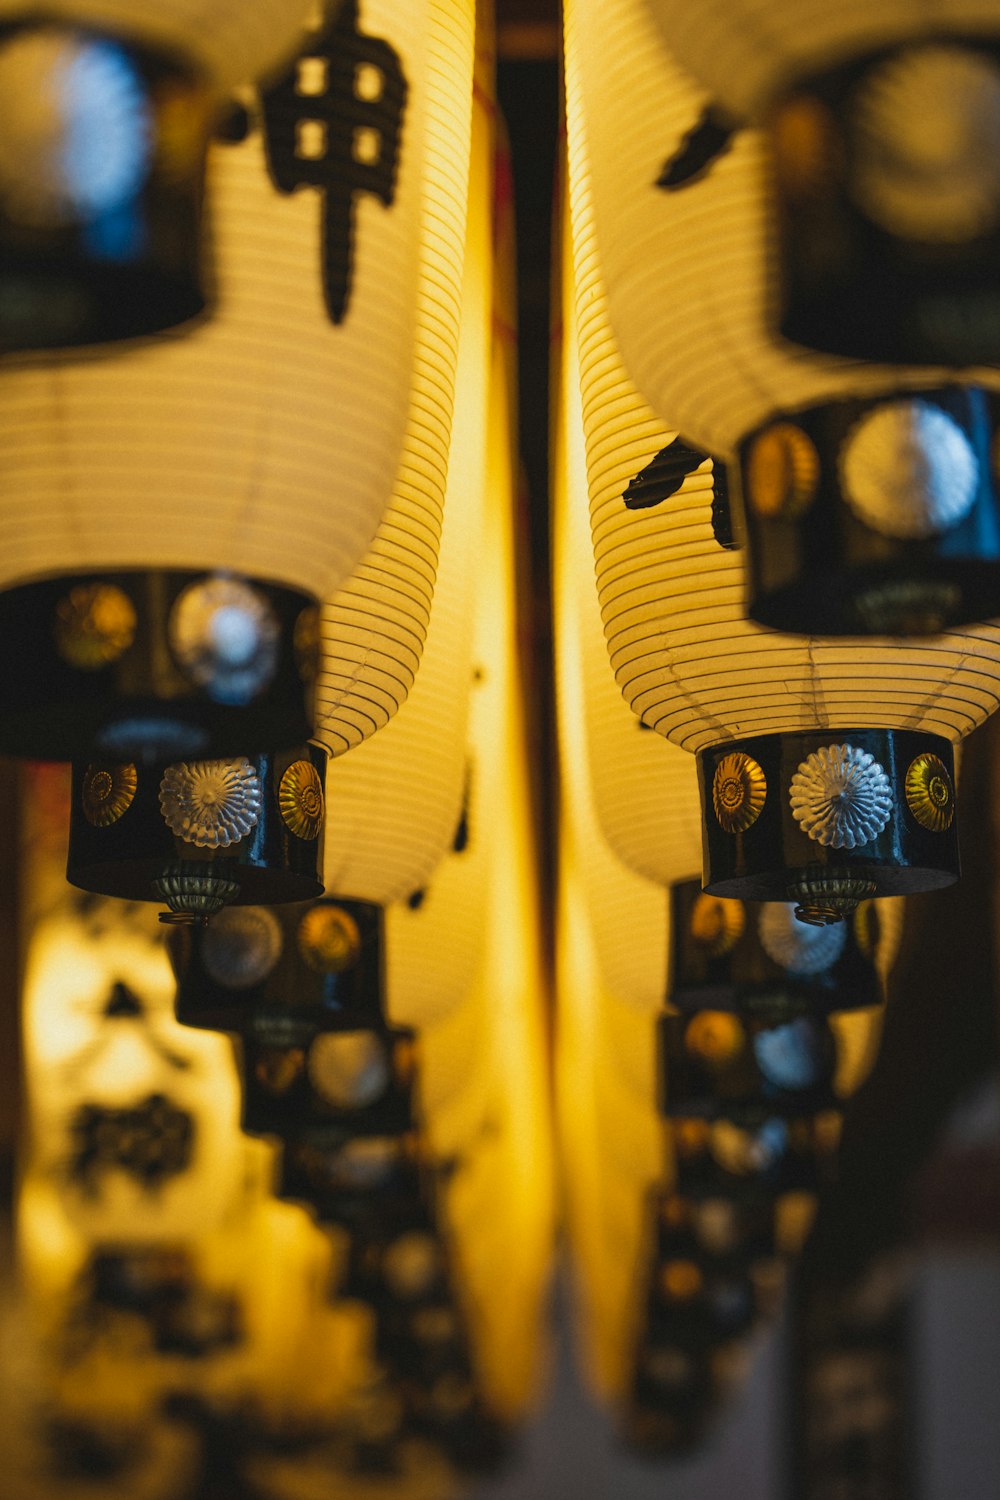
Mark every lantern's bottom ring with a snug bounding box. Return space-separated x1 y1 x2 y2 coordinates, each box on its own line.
787 869 878 926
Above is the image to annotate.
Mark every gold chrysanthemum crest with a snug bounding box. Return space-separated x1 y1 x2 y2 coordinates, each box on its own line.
82 762 138 827
904 752 954 832
55 583 136 669
746 423 820 520
689 893 745 957
278 759 324 841
298 904 361 974
712 751 767 834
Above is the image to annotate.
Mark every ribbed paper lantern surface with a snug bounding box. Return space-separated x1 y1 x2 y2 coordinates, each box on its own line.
0 0 474 763
555 203 702 891
0 1 316 350
563 23 1000 920
317 27 491 906
566 0 1000 632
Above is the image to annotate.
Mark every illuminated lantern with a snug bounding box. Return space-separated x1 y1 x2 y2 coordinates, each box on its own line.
0 0 475 763
565 0 1000 636
0 0 316 350
563 2 1000 921
642 0 1000 365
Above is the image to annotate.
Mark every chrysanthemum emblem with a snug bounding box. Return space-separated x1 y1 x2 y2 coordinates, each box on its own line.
278 759 324 841
82 761 137 827
789 744 893 850
712 751 767 834
689 893 745 957
159 758 262 848
904 752 955 832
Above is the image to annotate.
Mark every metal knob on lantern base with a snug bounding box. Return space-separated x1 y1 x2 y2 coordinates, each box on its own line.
735 389 1000 636
0 21 210 352
0 569 319 761
769 38 1000 366
696 731 959 925
66 741 326 923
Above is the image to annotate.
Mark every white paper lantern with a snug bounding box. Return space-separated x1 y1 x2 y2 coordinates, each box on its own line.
0 0 475 763
563 8 1000 921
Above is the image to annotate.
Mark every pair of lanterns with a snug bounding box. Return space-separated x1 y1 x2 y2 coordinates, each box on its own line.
562 0 1000 925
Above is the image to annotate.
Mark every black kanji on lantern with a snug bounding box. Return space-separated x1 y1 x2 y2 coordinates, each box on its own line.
68 1092 195 1196
260 0 407 324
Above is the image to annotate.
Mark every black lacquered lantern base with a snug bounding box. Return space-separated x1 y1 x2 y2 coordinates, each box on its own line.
697 730 959 922
0 571 319 761
669 879 883 1018
67 742 326 917
170 898 385 1034
0 23 209 352
736 389 1000 636
769 38 1000 365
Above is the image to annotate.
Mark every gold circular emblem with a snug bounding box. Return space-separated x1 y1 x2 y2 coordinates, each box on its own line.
293 604 320 682
684 1010 745 1066
746 423 820 520
255 1048 305 1095
712 751 767 834
54 583 136 669
771 95 843 200
689 892 745 956
298 904 361 973
660 1260 704 1303
278 759 324 841
905 751 955 831
82 761 138 827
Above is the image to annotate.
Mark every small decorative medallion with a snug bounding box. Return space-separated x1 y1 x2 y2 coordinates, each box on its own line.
789 744 893 850
54 582 136 669
201 906 284 989
293 604 320 682
752 1018 829 1092
383 1232 442 1300
689 893 745 957
745 424 819 519
772 95 842 200
254 1048 306 1095
298 904 362 973
159 758 262 848
307 1031 390 1110
168 575 279 704
853 45 1000 244
840 400 979 538
82 761 137 827
712 751 767 834
684 1011 745 1066
659 1260 703 1303
904 752 955 832
278 759 324 841
758 902 847 974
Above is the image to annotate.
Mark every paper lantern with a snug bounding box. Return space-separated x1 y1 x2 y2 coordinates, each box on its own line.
0 0 316 349
0 0 475 763
563 7 1000 920
565 0 1000 636
642 0 1000 363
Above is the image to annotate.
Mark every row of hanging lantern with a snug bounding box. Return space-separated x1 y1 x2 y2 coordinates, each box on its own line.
6 29 555 1487
553 139 909 1453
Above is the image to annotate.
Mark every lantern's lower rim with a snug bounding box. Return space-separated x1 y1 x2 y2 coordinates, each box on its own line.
0 569 319 760
702 863 956 902
746 558 1000 637
65 856 324 908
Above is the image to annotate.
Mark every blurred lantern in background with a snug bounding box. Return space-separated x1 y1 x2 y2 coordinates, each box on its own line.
563 0 1000 924
0 0 317 350
0 0 475 767
642 0 1000 365
568 0 1000 638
